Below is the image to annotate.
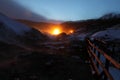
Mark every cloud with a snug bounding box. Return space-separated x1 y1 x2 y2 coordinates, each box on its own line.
0 0 48 22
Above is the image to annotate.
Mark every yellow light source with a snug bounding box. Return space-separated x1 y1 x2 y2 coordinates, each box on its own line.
52 28 61 35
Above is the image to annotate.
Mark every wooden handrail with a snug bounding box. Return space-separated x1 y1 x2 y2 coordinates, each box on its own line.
86 39 120 80
88 50 100 75
87 39 120 69
88 47 113 80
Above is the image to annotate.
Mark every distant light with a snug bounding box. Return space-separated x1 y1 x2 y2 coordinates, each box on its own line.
69 30 74 34
52 28 61 35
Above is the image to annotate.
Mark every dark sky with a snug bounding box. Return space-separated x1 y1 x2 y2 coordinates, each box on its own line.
0 0 120 21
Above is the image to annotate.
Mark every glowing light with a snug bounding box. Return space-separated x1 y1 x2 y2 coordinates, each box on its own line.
52 28 61 35
69 30 74 33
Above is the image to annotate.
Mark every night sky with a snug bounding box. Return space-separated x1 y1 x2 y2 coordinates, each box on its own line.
0 0 120 21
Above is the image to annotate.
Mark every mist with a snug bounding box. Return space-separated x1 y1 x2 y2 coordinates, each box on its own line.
0 0 48 22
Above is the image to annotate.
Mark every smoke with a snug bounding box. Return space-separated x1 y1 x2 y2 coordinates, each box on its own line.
0 0 48 22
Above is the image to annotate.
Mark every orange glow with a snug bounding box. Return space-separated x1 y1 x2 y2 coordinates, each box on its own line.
52 28 60 35
51 28 61 35
40 25 75 35
69 30 74 34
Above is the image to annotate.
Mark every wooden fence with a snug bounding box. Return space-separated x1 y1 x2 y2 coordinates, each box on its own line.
86 39 120 80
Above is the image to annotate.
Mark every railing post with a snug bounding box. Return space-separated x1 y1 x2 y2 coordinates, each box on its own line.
97 52 100 68
93 47 96 61
103 59 110 80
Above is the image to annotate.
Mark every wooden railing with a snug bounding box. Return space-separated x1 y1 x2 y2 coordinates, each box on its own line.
86 39 120 80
